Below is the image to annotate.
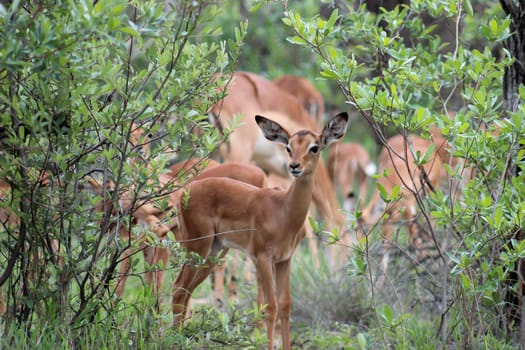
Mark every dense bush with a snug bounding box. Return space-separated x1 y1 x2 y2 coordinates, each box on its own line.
284 0 525 347
0 0 250 347
1 0 524 348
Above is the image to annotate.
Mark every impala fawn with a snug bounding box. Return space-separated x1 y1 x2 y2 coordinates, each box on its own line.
172 112 348 350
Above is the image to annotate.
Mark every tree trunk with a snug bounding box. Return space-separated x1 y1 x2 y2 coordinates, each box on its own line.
500 0 525 113
499 0 525 344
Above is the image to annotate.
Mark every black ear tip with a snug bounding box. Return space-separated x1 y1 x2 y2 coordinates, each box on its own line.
255 115 265 123
337 112 349 121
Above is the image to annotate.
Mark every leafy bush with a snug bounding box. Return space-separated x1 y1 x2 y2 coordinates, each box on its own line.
0 0 244 346
284 0 525 347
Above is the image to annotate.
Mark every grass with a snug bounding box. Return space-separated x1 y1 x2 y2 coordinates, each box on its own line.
108 238 376 349
0 222 511 349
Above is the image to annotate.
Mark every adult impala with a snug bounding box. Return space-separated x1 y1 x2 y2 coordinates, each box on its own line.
361 133 449 273
328 142 377 212
172 112 349 350
273 74 325 128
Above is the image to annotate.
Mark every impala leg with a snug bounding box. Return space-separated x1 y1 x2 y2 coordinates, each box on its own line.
228 250 245 303
275 259 292 350
406 205 425 262
254 256 278 350
254 265 266 330
173 249 227 326
115 257 131 297
156 247 169 294
213 250 244 307
115 225 134 297
0 288 6 316
144 245 169 308
405 204 418 248
172 263 198 325
182 254 226 318
212 265 226 306
144 246 156 290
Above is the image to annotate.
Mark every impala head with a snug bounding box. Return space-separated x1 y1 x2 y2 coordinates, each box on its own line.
255 112 348 177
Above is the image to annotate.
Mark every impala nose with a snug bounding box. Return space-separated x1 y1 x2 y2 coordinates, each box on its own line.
289 162 302 177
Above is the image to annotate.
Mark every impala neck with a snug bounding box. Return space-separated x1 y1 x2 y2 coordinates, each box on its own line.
284 169 316 229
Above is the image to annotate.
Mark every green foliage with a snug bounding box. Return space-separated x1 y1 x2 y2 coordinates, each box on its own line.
172 303 267 349
291 246 373 329
0 0 244 345
1 0 524 348
284 0 525 347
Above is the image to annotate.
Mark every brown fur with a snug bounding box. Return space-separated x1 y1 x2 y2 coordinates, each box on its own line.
210 71 345 231
172 113 348 350
273 74 325 128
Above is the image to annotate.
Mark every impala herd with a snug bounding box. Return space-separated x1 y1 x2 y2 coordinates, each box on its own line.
0 71 469 349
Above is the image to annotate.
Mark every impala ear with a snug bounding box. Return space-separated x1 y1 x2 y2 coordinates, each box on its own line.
255 115 290 145
320 112 348 147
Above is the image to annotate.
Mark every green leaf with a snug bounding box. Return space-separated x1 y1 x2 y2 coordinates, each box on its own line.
357 333 368 349
286 36 307 46
319 70 339 80
376 182 389 202
489 19 498 35
460 273 472 291
463 0 473 16
248 1 265 12
390 185 400 200
327 8 339 29
382 305 394 324
494 206 503 228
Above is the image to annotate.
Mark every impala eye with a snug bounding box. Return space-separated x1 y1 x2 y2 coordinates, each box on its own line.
309 145 319 154
285 145 292 154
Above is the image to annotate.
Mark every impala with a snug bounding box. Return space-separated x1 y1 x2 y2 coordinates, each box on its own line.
169 159 269 305
273 74 325 128
210 71 345 231
171 158 317 304
103 158 270 303
328 142 377 212
361 133 448 273
172 112 348 350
